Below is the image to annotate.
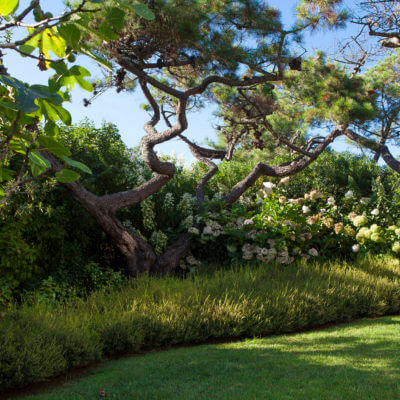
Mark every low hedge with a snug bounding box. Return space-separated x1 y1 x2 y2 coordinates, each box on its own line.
1 256 400 391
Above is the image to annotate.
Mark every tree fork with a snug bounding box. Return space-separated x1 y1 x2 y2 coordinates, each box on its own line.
43 151 163 275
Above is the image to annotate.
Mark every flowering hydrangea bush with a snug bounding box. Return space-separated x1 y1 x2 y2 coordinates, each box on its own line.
187 180 400 267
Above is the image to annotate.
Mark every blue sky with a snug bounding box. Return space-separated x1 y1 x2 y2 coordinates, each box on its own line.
4 0 397 164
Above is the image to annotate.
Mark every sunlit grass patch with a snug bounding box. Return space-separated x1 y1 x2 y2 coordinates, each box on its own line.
27 316 400 400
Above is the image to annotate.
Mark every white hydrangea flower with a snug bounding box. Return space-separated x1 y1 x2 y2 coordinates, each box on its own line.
279 176 290 185
203 226 213 235
308 248 319 257
327 197 335 206
371 208 380 216
188 227 200 235
345 190 354 199
352 244 360 253
163 192 175 211
309 190 322 201
262 181 276 195
302 206 311 214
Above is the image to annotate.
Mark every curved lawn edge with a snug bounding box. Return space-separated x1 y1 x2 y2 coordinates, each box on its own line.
1 256 400 393
4 315 400 400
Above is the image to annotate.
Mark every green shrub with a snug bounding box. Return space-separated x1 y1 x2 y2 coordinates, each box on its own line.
1 256 400 391
187 177 400 268
0 120 198 304
0 308 101 389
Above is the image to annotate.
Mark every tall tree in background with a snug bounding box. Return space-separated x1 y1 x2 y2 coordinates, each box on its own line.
52 0 378 275
1 0 381 275
351 51 400 162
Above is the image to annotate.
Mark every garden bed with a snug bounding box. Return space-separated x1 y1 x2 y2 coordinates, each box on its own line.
1 256 400 392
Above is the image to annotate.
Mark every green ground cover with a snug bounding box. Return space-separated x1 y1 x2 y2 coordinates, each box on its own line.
1 256 400 392
25 316 400 400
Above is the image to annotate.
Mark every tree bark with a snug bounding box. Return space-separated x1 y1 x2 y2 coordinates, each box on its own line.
43 151 159 275
154 233 192 275
344 128 400 173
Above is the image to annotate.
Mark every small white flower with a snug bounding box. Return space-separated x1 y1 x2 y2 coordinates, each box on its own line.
345 190 354 199
371 208 380 216
203 226 213 235
327 197 335 206
188 227 200 235
352 244 360 253
244 219 254 225
320 208 326 214
279 176 290 185
262 181 276 195
302 206 311 214
308 248 318 257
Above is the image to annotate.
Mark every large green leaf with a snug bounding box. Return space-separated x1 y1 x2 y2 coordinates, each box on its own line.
0 75 36 113
0 100 20 111
42 27 67 58
23 27 66 68
9 139 26 154
132 3 155 20
98 21 119 40
49 65 92 92
38 99 72 125
39 136 71 158
19 44 36 55
0 0 18 16
106 7 126 31
116 1 155 20
63 156 92 174
0 167 13 182
29 151 51 177
55 169 80 183
29 85 63 105
44 121 60 137
0 76 63 113
57 24 81 49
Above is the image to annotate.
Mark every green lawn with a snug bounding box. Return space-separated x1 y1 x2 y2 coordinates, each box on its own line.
26 316 400 400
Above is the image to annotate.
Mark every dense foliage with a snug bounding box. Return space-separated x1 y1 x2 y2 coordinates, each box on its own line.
2 118 400 308
189 174 400 267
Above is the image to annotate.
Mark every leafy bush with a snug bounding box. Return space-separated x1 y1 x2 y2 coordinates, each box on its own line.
0 120 199 305
188 181 400 267
1 256 400 391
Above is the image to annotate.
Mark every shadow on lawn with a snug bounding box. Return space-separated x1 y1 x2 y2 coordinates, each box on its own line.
21 317 400 400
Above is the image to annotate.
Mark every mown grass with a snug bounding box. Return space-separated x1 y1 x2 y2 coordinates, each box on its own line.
1 256 400 392
26 316 400 400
